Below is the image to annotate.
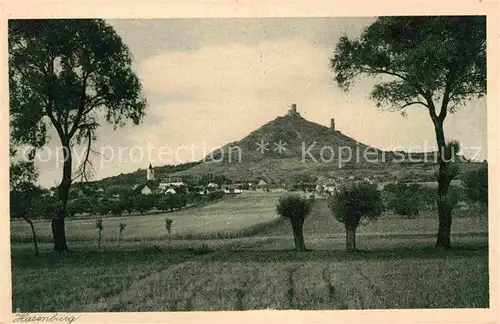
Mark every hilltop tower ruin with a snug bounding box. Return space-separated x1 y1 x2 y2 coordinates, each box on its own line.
287 103 300 116
330 118 335 132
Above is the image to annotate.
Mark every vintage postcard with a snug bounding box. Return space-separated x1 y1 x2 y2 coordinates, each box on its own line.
1 1 499 324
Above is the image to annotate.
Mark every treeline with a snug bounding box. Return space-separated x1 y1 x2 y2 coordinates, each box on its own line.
24 189 225 219
277 165 488 252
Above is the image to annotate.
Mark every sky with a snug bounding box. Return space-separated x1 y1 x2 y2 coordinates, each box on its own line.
33 18 487 188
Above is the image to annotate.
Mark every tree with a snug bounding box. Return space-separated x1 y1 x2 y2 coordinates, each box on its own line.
9 19 147 251
121 190 136 215
464 164 488 215
387 183 422 218
157 196 172 212
133 195 151 214
276 194 313 252
464 164 488 205
329 183 383 251
10 158 42 256
118 223 127 247
110 200 125 216
96 218 103 251
331 17 485 248
98 198 111 216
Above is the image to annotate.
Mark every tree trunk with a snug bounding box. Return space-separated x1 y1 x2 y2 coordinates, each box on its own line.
291 221 306 252
98 229 102 251
22 216 39 257
345 226 356 251
53 141 71 252
52 217 68 252
434 120 453 248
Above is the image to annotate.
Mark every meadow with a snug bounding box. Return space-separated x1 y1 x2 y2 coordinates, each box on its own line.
10 191 489 312
10 191 284 244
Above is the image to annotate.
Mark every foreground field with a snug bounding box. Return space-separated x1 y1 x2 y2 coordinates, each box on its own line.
12 238 488 312
10 192 283 244
11 194 490 311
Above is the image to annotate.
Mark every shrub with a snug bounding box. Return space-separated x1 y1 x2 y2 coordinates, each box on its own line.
390 183 422 218
276 193 313 251
157 196 171 211
464 164 488 204
110 200 125 216
329 182 383 251
133 195 151 214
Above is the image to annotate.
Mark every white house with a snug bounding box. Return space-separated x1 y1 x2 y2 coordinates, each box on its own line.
141 186 153 195
159 176 185 189
207 182 219 189
324 185 337 193
165 188 176 194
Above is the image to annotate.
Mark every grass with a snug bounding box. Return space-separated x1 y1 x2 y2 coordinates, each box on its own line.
10 191 490 312
10 191 284 244
70 246 488 312
10 245 204 312
255 199 488 237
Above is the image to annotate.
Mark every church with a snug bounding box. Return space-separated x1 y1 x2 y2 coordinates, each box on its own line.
140 163 186 195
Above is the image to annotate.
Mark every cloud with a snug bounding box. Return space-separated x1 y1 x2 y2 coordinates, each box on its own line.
34 30 487 187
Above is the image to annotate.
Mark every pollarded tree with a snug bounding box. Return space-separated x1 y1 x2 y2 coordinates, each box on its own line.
9 19 147 251
276 194 313 252
331 17 485 248
329 182 383 251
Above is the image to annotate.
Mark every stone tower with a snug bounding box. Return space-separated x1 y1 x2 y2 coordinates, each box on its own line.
287 103 300 116
330 118 335 132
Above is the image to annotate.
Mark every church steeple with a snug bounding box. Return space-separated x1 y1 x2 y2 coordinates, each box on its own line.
147 163 155 180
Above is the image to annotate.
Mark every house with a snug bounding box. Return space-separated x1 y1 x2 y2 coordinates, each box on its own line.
257 179 268 186
165 188 176 194
159 176 185 189
207 182 219 189
140 180 160 195
323 184 337 193
141 186 153 195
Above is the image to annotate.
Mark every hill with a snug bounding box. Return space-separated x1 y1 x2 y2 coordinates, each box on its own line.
74 108 483 188
174 109 460 183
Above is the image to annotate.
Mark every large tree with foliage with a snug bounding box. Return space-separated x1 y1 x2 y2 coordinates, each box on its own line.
9 19 147 251
331 16 486 248
329 182 383 251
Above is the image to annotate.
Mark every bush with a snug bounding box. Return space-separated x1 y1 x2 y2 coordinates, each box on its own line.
110 200 125 216
329 182 383 251
464 164 488 204
388 183 422 218
133 195 152 214
208 191 224 202
157 196 171 211
276 194 313 251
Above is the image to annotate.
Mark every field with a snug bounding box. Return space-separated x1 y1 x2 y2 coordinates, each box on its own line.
10 191 284 244
10 192 489 312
